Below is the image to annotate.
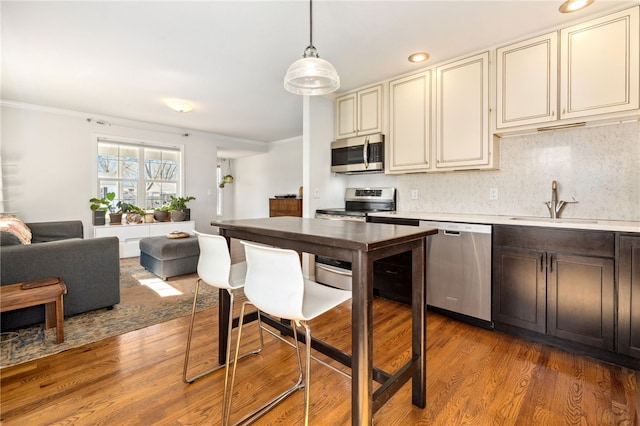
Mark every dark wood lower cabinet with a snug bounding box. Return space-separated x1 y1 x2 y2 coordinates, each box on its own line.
368 216 419 305
493 246 546 333
547 253 614 350
493 225 616 353
618 235 640 358
373 251 412 305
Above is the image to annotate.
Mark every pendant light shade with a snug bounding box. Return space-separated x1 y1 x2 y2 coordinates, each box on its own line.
284 0 339 95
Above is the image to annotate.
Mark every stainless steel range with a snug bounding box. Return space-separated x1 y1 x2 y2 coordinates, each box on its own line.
315 187 396 222
314 187 396 290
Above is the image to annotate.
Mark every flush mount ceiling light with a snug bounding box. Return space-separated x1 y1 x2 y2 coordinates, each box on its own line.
559 0 594 13
284 0 340 96
408 52 430 63
166 99 195 113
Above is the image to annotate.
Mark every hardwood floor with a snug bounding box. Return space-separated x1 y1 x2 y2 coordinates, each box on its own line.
1 275 638 425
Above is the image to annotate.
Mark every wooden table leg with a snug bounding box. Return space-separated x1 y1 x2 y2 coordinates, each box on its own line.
219 288 230 364
44 297 65 344
45 301 56 330
219 236 233 365
412 240 427 408
55 295 64 343
351 252 373 426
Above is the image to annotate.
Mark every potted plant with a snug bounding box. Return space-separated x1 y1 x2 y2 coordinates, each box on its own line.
144 209 155 223
169 195 196 222
218 174 234 188
108 202 123 225
153 205 171 222
89 192 116 225
119 202 145 224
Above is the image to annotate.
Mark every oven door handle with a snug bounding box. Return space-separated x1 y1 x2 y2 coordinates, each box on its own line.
316 263 353 276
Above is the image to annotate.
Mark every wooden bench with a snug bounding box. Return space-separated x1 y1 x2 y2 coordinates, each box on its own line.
0 278 67 343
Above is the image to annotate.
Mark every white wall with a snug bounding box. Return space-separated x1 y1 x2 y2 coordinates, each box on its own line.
305 96 346 216
0 104 265 236
232 136 303 219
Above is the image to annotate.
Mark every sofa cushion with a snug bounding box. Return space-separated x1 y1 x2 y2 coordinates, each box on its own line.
0 216 32 245
28 220 83 242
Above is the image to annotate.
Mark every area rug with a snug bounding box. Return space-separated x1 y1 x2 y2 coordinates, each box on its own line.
0 262 219 369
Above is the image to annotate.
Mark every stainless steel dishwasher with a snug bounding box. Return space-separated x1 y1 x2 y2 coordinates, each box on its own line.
419 220 492 326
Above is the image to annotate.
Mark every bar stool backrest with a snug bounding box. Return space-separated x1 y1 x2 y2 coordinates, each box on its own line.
194 231 236 290
241 241 306 320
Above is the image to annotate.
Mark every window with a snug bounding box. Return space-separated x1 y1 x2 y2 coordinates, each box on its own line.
96 138 183 209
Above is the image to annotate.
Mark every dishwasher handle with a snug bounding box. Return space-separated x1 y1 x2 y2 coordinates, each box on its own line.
419 220 492 234
443 230 461 237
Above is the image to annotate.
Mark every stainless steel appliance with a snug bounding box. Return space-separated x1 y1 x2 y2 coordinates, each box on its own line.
315 187 396 290
419 220 492 326
330 134 384 174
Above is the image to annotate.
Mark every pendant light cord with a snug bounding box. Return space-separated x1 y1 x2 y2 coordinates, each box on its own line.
309 0 313 49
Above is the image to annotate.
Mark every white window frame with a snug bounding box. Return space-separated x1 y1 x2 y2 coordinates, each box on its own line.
92 134 185 210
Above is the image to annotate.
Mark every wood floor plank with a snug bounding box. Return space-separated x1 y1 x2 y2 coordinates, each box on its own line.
1 261 639 425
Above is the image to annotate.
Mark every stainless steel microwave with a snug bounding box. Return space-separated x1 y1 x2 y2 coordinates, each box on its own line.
331 134 384 174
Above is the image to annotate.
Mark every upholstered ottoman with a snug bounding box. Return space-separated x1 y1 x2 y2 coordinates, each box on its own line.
139 235 199 280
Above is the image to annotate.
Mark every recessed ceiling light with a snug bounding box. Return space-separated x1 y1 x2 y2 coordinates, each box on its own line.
166 99 195 113
408 52 430 63
559 0 594 13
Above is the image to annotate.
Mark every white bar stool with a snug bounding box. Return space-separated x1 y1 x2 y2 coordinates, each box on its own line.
225 241 352 426
182 231 263 424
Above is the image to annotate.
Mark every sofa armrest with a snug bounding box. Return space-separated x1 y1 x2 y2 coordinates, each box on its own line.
27 220 84 243
1 236 120 330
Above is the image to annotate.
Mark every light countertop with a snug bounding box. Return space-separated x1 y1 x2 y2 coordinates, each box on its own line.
369 211 640 233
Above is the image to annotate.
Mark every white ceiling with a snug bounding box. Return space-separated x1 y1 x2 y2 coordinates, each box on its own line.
2 0 634 150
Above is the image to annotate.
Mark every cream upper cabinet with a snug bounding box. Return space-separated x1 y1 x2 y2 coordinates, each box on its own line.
387 71 432 173
496 32 558 128
435 51 492 170
335 84 383 139
560 6 639 120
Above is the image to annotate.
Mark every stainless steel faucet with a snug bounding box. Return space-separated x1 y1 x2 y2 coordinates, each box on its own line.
545 180 578 219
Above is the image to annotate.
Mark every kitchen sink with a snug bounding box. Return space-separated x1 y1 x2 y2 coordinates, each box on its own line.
509 217 599 224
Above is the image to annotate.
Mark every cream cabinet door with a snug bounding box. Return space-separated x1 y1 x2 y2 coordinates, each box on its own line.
496 32 558 128
335 84 383 139
560 6 639 119
335 92 357 139
357 84 383 136
436 51 490 169
388 71 432 173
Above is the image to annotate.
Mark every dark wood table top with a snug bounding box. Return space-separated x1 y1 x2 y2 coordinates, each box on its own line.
211 216 437 253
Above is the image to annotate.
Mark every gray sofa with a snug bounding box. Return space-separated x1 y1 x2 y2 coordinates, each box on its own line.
1 220 120 331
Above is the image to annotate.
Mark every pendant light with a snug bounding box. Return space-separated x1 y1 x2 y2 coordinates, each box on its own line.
284 0 340 95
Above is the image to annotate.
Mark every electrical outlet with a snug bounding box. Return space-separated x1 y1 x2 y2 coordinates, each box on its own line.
489 188 498 200
411 189 419 200
314 188 320 198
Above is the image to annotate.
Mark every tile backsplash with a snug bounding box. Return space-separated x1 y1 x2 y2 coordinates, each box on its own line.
397 121 640 221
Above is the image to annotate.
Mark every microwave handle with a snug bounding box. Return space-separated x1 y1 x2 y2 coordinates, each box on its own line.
363 136 369 168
